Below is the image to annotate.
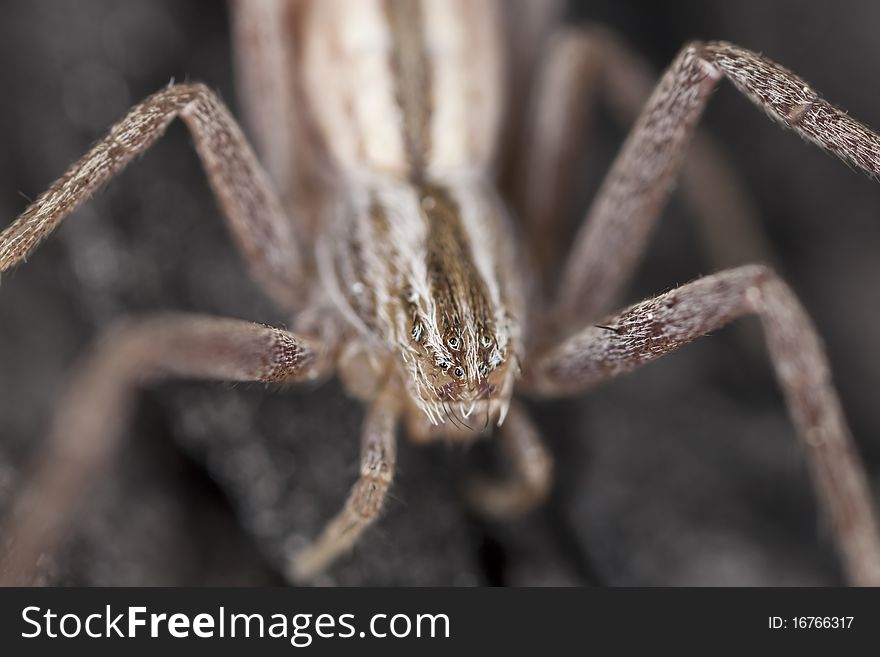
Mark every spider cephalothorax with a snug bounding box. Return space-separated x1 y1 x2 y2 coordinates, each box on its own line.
322 175 523 433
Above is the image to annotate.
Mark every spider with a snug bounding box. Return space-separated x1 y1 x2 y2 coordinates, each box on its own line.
1 0 880 586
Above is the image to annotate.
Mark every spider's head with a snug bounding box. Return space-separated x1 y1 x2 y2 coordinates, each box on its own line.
330 177 525 431
400 311 520 430
390 183 523 431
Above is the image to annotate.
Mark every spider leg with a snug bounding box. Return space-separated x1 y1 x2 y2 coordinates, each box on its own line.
528 264 880 586
230 0 326 233
465 401 553 519
0 83 305 310
289 381 400 582
553 40 880 333
0 313 323 585
517 29 773 294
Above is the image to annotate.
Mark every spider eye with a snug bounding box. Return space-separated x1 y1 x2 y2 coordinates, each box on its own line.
479 334 493 349
447 336 460 350
478 363 489 377
453 366 465 378
439 361 451 371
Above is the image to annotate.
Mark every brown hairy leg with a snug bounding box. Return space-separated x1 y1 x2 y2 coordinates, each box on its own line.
0 83 305 310
516 29 773 291
529 264 880 586
0 314 321 586
553 41 880 333
466 401 553 519
289 381 400 582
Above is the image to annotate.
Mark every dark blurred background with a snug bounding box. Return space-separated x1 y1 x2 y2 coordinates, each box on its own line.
1 0 879 585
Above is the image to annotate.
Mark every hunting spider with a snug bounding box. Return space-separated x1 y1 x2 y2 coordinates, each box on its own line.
1 0 880 585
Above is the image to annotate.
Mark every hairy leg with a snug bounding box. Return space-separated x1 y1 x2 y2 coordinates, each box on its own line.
466 401 553 518
517 28 773 291
530 264 880 586
289 382 400 582
0 83 305 310
553 41 880 332
0 314 321 585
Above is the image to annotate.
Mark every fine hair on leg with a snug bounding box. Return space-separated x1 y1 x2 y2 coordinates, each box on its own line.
289 381 401 582
0 314 321 586
0 83 305 310
531 264 880 586
554 41 880 334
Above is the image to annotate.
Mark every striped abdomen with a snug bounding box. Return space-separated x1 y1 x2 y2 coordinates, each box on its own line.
300 0 505 179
